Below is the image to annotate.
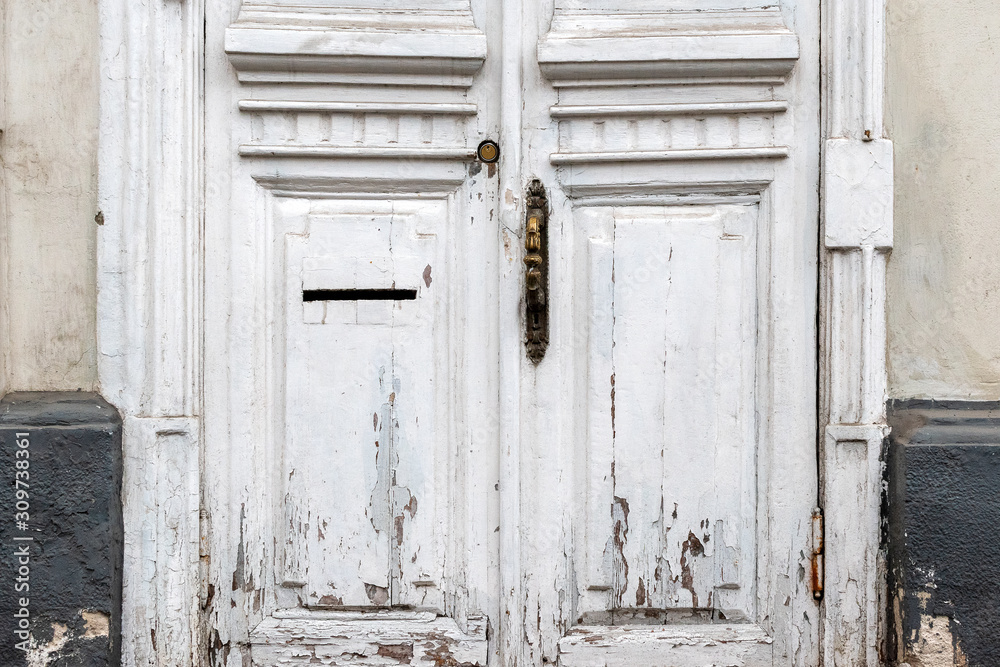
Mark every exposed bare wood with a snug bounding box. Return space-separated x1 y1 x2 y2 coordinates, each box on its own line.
250 612 487 666
559 624 773 667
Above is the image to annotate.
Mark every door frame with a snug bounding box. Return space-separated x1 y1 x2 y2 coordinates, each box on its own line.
95 0 892 665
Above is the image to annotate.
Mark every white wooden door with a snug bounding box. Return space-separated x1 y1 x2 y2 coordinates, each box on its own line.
202 0 821 665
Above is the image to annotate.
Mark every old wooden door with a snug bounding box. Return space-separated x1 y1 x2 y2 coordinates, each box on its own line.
203 0 820 665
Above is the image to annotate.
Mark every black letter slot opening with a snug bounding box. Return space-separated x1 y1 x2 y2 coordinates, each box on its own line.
303 288 418 302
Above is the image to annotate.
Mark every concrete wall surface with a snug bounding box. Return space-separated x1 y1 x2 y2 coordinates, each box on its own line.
1 0 100 393
887 402 1000 667
886 0 1000 400
0 393 122 666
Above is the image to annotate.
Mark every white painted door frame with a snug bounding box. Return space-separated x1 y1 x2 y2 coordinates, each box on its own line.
819 0 894 661
96 0 892 665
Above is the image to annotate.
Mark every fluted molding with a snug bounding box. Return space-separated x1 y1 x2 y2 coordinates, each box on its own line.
97 0 204 664
820 0 892 661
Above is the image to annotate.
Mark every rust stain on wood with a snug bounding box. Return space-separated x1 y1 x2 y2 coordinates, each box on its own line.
681 531 705 608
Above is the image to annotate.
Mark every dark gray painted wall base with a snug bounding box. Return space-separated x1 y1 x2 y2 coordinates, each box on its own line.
0 393 122 666
887 400 1000 667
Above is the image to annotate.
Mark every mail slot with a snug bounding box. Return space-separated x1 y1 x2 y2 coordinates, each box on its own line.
302 288 418 302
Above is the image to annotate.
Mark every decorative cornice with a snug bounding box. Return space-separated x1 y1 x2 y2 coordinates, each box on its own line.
236 99 477 161
537 9 799 84
238 101 478 115
225 3 487 86
551 146 788 164
239 145 476 159
549 101 788 118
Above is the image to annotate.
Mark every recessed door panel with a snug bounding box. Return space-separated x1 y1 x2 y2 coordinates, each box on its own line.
280 200 446 610
575 204 758 623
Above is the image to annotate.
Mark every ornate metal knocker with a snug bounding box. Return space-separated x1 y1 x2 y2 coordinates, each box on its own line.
524 179 548 363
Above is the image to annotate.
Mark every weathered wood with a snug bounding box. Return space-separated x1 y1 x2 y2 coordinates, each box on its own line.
572 205 758 620
201 0 497 659
280 200 447 610
97 0 204 663
820 0 894 660
559 624 773 667
523 0 821 662
96 0 890 664
250 612 488 666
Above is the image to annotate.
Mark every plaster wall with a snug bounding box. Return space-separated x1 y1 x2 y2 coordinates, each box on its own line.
886 0 1000 400
1 0 100 392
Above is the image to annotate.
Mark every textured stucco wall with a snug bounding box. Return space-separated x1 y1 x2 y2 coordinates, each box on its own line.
887 401 1000 667
1 0 100 392
0 393 122 666
886 0 1000 399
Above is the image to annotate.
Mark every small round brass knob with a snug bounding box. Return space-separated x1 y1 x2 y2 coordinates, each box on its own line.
477 140 499 163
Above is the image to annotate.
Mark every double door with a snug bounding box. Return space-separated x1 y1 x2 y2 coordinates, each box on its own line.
204 1 821 664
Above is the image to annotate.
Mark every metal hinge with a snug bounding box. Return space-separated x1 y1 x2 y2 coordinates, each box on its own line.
811 507 824 601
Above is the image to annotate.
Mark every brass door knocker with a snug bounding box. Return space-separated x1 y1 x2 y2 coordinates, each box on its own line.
524 179 548 362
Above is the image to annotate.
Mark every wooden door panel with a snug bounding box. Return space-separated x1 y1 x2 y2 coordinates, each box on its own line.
206 0 496 652
218 172 493 664
573 205 758 623
525 0 820 663
281 200 446 611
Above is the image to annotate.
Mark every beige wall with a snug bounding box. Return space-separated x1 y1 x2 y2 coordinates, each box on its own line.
886 0 1000 400
1 0 99 392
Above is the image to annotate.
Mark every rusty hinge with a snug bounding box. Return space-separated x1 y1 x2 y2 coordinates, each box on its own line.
811 507 824 601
